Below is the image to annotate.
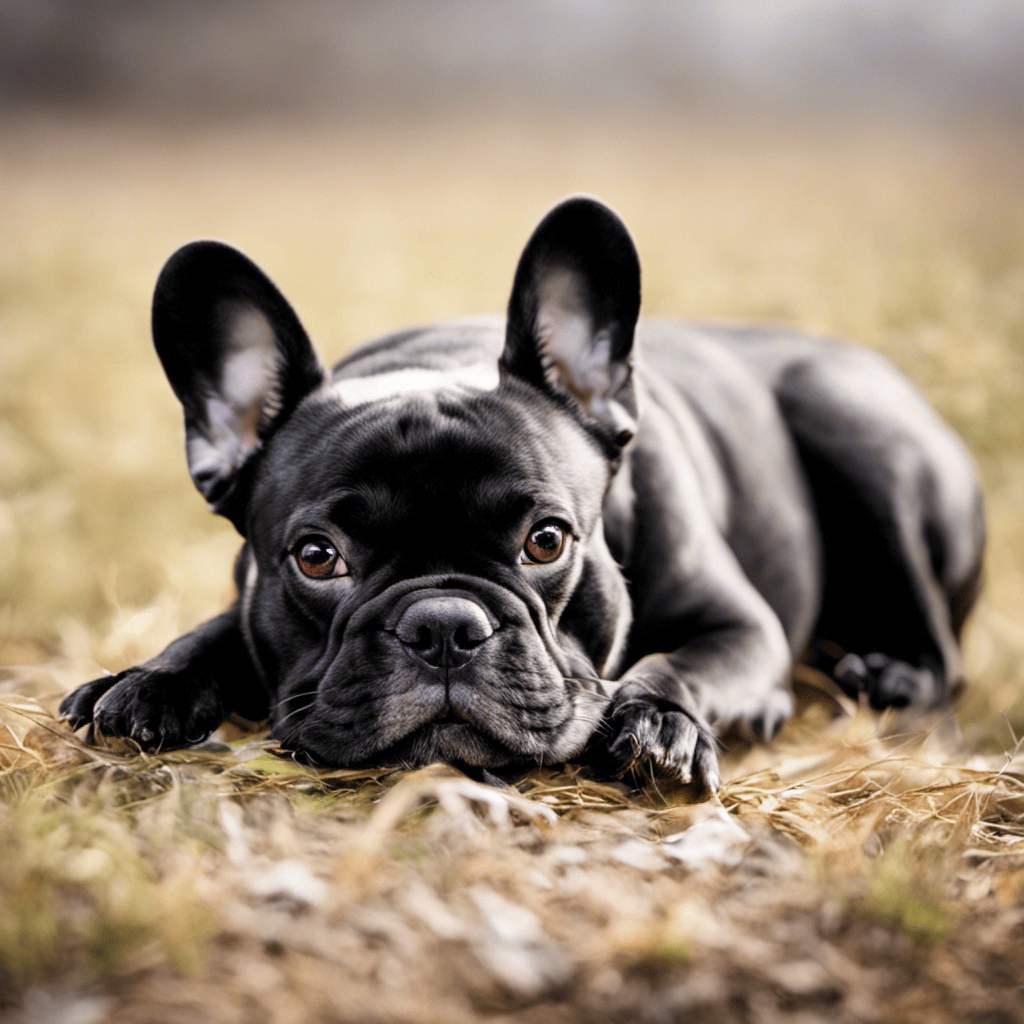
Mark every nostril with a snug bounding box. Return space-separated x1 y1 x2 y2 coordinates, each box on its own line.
410 625 435 651
454 621 493 650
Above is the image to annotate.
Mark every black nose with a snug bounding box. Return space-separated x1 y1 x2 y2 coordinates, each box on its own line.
395 596 495 669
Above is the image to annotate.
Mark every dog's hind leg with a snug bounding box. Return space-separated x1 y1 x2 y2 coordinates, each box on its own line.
773 345 985 708
59 597 269 749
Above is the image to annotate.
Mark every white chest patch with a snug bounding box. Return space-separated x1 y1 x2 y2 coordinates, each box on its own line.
327 363 500 405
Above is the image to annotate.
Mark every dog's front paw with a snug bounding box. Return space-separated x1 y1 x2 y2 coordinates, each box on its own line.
60 667 225 750
602 698 721 793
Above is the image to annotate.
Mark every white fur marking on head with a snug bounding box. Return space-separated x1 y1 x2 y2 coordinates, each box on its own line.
327 363 500 406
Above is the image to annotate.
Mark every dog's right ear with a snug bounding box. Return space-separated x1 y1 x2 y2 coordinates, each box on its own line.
502 197 641 449
152 242 326 529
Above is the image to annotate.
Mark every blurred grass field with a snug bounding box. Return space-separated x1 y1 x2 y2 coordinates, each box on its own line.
1 111 1023 1021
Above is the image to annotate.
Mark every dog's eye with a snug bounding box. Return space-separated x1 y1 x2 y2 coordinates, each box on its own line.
521 521 568 565
293 536 348 579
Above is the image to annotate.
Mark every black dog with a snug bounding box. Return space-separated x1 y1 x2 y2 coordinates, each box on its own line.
60 197 985 790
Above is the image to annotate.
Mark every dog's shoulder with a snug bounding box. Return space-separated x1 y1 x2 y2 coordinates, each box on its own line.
634 320 796 458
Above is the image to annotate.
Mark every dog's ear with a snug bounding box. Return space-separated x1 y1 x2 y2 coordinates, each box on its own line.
152 241 327 527
502 196 641 446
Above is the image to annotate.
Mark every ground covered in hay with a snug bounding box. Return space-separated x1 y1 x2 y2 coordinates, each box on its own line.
1 110 1023 1022
2 677 1024 1024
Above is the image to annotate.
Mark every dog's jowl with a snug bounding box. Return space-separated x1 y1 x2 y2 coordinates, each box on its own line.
60 197 985 791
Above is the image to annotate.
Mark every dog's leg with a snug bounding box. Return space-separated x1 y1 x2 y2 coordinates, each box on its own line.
591 419 798 792
774 346 985 709
59 602 268 749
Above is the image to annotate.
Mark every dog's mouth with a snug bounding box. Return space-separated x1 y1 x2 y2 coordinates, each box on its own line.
409 701 490 744
374 716 522 769
432 706 461 725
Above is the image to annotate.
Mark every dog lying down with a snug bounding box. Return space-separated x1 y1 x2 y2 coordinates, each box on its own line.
60 197 985 791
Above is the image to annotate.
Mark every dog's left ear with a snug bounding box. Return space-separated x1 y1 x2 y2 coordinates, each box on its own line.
152 241 327 528
502 196 640 446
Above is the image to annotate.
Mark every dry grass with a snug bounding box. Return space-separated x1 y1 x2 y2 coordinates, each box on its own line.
0 109 1023 1022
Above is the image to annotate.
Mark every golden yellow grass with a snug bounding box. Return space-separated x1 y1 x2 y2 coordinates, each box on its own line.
0 110 1022 1022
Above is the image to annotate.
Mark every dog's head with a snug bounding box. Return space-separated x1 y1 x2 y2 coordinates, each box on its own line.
153 197 640 769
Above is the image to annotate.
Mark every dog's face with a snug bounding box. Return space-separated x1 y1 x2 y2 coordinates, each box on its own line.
246 374 622 768
152 198 641 768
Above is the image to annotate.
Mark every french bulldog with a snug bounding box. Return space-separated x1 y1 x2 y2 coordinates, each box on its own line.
60 197 985 791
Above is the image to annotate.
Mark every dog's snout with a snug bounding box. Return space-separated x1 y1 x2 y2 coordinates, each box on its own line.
395 596 494 669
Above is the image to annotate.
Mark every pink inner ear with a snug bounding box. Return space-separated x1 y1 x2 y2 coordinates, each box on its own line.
219 305 285 433
185 305 285 498
536 269 598 402
535 269 632 436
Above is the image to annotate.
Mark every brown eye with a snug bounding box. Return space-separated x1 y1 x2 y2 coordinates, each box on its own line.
293 536 347 579
521 521 567 565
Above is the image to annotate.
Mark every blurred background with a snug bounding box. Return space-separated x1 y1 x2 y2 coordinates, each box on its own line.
1 0 1021 743
2 0 1023 115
